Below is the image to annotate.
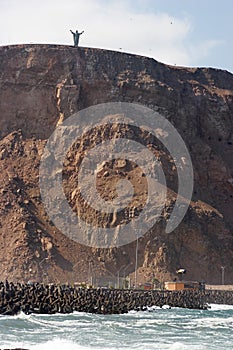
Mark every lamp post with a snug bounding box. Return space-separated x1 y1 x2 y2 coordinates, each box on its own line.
123 262 133 289
117 270 120 289
134 234 139 288
221 266 225 285
88 261 93 286
117 264 128 289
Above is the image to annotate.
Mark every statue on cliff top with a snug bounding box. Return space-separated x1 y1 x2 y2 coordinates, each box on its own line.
70 29 84 47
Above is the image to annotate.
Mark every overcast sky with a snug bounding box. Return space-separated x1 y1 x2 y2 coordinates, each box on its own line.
0 0 232 73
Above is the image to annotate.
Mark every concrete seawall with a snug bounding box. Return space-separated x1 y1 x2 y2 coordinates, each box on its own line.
206 284 233 291
205 290 233 305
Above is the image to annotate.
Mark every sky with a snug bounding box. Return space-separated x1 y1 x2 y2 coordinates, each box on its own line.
0 0 232 73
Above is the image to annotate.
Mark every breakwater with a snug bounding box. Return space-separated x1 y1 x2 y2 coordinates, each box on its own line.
1 281 233 315
0 280 212 315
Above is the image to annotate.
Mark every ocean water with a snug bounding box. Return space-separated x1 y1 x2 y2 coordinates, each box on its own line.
0 304 232 350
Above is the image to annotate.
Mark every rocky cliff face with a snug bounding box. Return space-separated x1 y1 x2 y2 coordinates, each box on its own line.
0 44 232 284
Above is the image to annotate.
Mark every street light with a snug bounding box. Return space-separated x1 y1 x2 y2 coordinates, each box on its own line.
123 262 133 289
221 266 225 285
88 261 93 286
117 264 128 289
134 234 139 288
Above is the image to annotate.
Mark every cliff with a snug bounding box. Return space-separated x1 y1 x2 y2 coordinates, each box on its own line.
0 44 232 285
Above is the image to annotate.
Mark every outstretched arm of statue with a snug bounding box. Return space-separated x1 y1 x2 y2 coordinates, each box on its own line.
70 30 75 34
81 31 84 35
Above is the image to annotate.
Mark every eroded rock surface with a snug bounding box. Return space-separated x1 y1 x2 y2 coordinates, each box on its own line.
0 44 232 284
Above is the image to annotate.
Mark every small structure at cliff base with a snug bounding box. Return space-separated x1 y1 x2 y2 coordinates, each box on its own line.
165 281 205 291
